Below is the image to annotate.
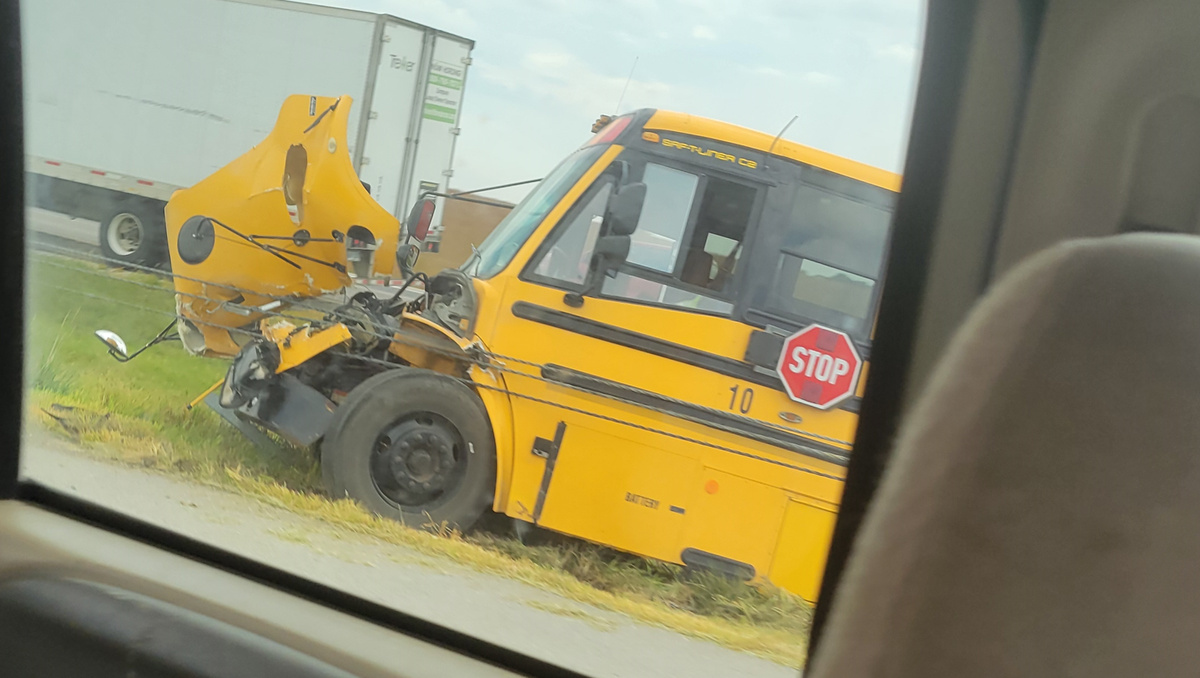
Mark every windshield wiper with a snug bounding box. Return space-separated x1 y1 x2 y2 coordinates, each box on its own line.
460 244 482 273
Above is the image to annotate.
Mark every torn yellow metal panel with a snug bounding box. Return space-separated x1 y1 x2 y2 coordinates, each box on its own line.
164 94 400 357
386 315 470 375
268 321 354 373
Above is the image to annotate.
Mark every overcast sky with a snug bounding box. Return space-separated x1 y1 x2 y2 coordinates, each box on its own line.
303 0 925 202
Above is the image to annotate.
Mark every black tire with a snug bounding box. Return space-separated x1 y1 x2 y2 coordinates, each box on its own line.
98 201 169 269
321 369 496 531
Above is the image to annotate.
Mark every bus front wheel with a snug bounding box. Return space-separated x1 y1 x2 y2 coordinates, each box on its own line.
321 369 496 531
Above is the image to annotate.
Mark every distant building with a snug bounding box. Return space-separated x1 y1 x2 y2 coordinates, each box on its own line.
416 190 513 274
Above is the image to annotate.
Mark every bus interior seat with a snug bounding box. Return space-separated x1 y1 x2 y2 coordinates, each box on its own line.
710 254 736 291
681 249 714 287
809 233 1200 677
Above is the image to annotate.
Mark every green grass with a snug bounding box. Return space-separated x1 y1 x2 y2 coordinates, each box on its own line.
25 252 811 666
26 254 321 489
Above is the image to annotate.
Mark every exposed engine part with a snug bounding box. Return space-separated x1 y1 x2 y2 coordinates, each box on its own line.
289 348 395 401
383 271 428 315
329 291 400 353
426 269 478 338
219 340 281 409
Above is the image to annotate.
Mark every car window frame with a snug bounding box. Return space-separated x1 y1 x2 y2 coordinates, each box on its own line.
0 0 1010 673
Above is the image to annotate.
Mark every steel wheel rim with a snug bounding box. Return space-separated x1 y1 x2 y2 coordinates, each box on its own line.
106 212 144 256
369 412 467 514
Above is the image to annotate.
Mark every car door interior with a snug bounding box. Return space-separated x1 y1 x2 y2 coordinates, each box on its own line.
0 497 532 678
809 0 1200 673
7 0 1199 676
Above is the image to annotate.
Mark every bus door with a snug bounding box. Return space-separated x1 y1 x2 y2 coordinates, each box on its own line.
485 150 800 564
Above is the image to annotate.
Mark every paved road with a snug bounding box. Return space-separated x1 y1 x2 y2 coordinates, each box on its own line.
26 207 99 247
26 207 101 260
19 434 797 678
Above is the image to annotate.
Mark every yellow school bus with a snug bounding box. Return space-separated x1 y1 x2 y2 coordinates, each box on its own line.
134 97 900 600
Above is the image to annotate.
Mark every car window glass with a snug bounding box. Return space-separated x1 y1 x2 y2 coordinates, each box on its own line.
604 169 756 315
474 145 607 278
678 176 756 293
744 171 896 338
772 183 891 333
16 0 926 675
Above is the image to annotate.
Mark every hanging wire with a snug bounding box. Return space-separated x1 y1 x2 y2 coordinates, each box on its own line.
30 244 855 452
29 246 855 467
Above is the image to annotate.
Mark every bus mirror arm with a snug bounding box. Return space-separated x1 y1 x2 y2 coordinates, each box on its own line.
564 235 631 308
563 182 644 307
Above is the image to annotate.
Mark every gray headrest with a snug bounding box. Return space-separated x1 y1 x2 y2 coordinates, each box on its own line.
810 234 1200 678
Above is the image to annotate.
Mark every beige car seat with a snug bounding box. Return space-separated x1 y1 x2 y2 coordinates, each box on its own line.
810 233 1200 678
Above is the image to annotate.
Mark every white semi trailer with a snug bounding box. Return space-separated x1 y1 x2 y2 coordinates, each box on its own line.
22 0 471 267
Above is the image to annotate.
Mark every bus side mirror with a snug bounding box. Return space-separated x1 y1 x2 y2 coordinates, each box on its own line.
397 242 421 276
564 233 633 308
563 182 645 308
593 234 631 265
94 330 129 361
406 198 436 242
605 182 646 236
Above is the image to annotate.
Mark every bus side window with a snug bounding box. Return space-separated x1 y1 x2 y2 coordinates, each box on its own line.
743 169 895 339
604 164 757 315
625 163 700 273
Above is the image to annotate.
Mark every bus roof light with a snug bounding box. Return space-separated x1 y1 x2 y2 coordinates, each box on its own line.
585 115 633 146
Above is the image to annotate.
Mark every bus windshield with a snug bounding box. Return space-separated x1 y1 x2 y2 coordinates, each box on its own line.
468 144 607 279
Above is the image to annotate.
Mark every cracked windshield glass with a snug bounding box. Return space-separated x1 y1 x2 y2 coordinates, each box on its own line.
18 0 922 674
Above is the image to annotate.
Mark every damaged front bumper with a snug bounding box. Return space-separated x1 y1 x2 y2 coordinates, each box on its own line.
209 371 337 449
210 320 354 448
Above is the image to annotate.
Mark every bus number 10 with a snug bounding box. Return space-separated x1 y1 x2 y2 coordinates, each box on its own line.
728 385 754 414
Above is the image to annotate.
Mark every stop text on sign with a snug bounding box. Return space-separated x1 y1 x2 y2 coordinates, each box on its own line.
775 324 863 410
785 347 851 385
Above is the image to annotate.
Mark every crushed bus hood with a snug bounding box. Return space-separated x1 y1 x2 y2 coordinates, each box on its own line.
163 94 400 357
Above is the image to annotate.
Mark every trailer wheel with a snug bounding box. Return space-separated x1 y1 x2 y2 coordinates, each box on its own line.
99 203 168 269
322 369 496 531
